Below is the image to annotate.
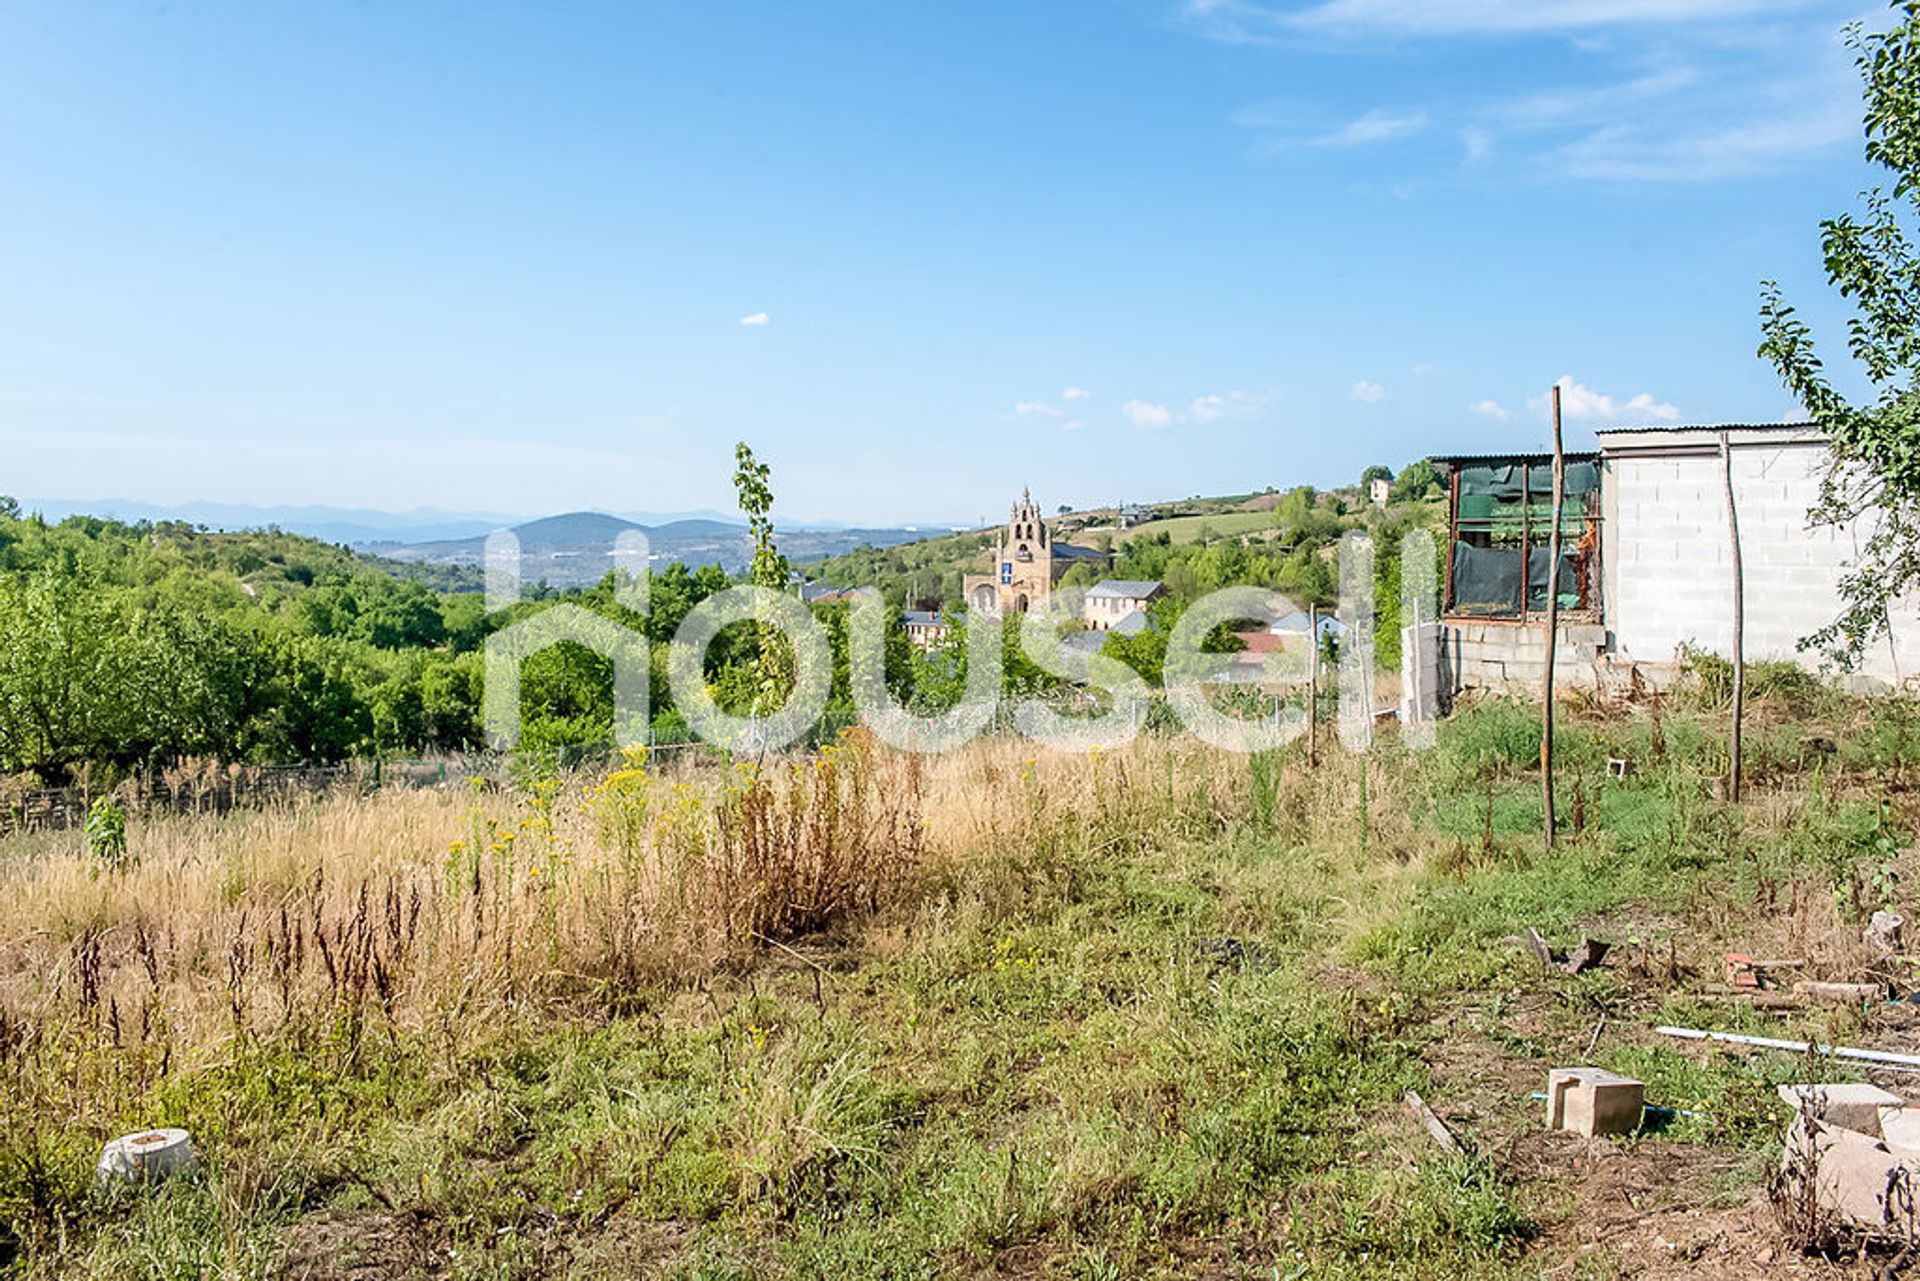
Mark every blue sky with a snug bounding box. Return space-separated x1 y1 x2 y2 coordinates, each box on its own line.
0 0 1885 524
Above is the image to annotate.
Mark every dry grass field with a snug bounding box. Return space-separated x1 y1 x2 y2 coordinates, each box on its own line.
3 690 1919 1278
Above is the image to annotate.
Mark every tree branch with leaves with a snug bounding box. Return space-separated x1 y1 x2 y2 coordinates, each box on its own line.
1760 1 1920 669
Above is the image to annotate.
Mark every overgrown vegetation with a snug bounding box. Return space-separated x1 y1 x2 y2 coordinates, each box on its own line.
2 689 1915 1278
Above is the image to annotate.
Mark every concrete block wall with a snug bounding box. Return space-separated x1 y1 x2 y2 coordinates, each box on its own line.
1607 441 1920 684
1402 622 1444 721
1442 620 1608 693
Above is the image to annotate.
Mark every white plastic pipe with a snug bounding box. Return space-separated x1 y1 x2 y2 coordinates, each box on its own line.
1656 1025 1920 1070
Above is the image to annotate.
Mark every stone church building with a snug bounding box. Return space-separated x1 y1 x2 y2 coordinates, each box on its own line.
963 488 1108 617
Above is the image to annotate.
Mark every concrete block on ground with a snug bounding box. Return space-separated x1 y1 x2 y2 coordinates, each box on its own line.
1881 1106 1920 1154
1547 1068 1644 1137
1777 1083 1903 1137
1783 1114 1918 1229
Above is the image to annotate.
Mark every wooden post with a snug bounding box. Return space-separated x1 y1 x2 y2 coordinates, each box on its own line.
1307 604 1319 768
1720 431 1745 802
1541 386 1565 851
1519 461 1531 625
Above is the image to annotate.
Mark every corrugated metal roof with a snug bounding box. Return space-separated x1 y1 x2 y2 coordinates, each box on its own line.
1429 451 1600 465
1088 579 1163 598
1593 421 1816 435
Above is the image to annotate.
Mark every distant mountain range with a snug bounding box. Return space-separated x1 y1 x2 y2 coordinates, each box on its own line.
19 499 954 584
16 498 760 546
371 511 939 585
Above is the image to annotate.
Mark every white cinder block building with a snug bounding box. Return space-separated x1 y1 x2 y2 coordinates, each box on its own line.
1433 423 1920 694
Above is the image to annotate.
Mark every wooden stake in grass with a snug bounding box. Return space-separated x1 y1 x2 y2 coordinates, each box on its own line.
1307 604 1319 768
1541 384 1565 851
1720 430 1746 803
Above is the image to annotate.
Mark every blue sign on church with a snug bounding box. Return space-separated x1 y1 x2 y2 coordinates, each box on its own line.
1000 563 1012 584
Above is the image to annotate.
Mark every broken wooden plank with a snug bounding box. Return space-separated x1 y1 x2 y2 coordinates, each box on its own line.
1403 1090 1461 1155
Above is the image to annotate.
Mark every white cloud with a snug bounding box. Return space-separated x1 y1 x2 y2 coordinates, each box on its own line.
1187 393 1228 421
1234 101 1429 149
1482 65 1699 131
1015 401 1065 418
1122 400 1175 428
1062 419 1086 432
1554 98 1856 181
1200 3 1858 185
1061 386 1091 401
739 312 770 326
1350 380 1388 404
1186 0 1816 40
1533 375 1680 424
1319 108 1429 146
1412 362 1437 375
1184 390 1272 422
1469 398 1511 421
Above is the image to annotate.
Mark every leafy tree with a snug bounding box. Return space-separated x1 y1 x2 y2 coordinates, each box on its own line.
0 575 254 779
1360 464 1394 488
1760 1 1920 666
355 582 447 650
733 441 794 716
1391 459 1439 502
440 592 489 653
248 634 371 763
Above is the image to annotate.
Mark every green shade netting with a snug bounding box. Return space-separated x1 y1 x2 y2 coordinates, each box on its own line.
1449 542 1580 616
1453 460 1599 501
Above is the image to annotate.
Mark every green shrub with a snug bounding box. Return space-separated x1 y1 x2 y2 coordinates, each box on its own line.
84 798 129 873
1679 646 1826 714
1437 700 1541 780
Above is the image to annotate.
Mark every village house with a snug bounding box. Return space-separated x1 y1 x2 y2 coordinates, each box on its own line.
1431 423 1920 695
1272 608 1345 645
1083 579 1165 630
962 488 1109 617
901 610 948 648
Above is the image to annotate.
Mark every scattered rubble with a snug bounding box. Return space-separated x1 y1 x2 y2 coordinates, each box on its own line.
1524 927 1611 975
1870 910 1907 956
1563 938 1610 975
1725 952 1762 990
1775 1084 1920 1234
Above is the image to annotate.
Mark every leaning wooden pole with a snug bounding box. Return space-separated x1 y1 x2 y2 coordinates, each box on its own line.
1541 385 1566 851
1719 431 1745 802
